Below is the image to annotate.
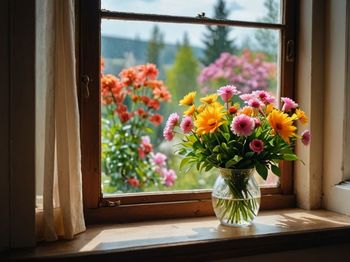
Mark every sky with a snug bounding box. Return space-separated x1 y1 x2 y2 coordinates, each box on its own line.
101 0 281 48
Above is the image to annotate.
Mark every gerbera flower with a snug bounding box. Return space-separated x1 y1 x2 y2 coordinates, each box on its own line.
180 116 194 133
184 105 196 116
165 113 180 128
217 85 240 102
153 86 171 102
247 98 262 108
200 94 219 104
163 127 175 141
195 103 225 135
268 110 297 143
179 91 196 106
296 108 308 124
231 114 255 137
281 97 298 112
249 139 264 154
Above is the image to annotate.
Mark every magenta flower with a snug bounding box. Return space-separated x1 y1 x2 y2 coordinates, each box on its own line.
253 90 275 104
231 114 255 137
180 116 194 134
249 139 264 154
247 98 262 108
163 127 174 141
152 152 167 167
301 130 311 145
163 169 177 186
281 97 298 112
217 85 240 102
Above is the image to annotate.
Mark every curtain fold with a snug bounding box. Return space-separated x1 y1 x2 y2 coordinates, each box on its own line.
36 0 86 241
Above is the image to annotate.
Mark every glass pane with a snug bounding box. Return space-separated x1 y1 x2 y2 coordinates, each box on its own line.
101 0 282 24
101 19 281 194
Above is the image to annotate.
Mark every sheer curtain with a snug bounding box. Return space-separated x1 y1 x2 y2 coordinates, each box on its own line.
36 0 86 241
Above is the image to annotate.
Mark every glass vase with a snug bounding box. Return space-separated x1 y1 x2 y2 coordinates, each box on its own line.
212 168 261 227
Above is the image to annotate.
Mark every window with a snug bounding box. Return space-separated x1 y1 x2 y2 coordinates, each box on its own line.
79 0 298 223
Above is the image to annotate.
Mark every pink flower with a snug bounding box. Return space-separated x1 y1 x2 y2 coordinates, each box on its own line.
249 139 264 154
281 97 298 112
231 114 255 137
217 85 240 102
239 93 255 101
247 98 262 108
163 169 177 187
301 130 311 145
163 127 175 141
166 113 180 128
254 118 261 127
152 152 167 167
180 116 194 133
253 90 275 104
163 113 179 141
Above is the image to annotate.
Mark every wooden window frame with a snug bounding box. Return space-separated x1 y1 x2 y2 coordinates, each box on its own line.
79 0 299 224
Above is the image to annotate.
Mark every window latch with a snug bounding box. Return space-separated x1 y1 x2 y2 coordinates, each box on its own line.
286 40 295 62
98 198 121 208
81 74 90 98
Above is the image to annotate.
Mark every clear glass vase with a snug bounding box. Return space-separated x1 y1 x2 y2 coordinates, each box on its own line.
212 168 261 227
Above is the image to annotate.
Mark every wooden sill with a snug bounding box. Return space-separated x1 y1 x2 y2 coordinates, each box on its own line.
3 209 350 261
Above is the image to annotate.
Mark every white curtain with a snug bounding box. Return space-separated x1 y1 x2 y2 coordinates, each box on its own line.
36 0 86 241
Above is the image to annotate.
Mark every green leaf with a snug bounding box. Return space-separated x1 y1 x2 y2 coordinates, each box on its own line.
283 153 298 161
179 157 191 171
223 133 230 142
213 145 220 152
270 164 281 177
245 151 255 158
255 162 268 180
225 159 237 168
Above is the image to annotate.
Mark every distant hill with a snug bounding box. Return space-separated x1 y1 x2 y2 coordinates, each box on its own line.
101 35 204 78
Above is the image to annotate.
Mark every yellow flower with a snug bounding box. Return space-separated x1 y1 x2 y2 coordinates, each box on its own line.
268 110 297 144
184 105 196 116
179 91 196 106
266 103 274 114
197 104 206 113
295 108 308 124
195 103 225 135
200 94 218 104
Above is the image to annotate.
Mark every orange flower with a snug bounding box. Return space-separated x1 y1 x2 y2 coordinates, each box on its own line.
238 106 255 116
120 67 138 87
147 99 160 110
153 86 171 102
144 80 164 90
149 114 163 126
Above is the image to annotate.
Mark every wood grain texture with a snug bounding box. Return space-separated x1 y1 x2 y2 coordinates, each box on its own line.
9 0 36 248
3 209 350 261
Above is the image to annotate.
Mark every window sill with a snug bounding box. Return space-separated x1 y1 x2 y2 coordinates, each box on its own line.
4 209 350 261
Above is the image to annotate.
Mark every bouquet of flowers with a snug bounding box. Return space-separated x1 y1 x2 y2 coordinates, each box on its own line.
163 85 310 225
101 61 176 192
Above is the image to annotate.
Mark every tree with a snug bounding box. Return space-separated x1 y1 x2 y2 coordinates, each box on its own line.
166 33 199 103
201 0 237 65
255 0 279 60
146 25 165 67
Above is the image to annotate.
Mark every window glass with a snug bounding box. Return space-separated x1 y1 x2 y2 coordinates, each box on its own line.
101 0 282 24
101 18 280 194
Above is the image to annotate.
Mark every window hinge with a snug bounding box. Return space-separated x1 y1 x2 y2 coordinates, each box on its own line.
286 40 295 62
81 74 90 98
98 198 121 208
